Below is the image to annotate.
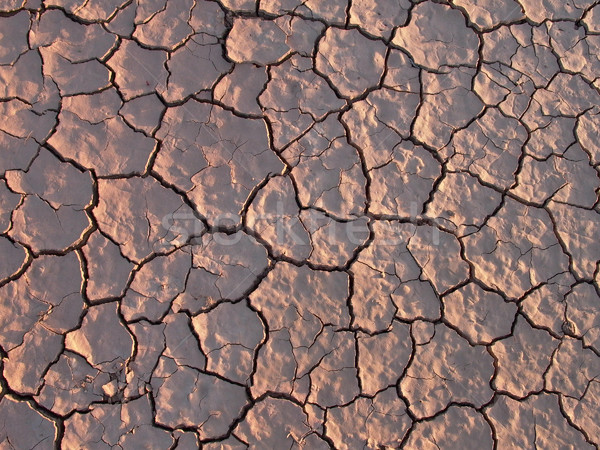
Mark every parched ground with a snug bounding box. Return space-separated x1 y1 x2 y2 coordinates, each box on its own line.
1 0 600 448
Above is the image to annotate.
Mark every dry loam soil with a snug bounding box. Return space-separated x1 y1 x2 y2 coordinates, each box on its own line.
1 0 600 448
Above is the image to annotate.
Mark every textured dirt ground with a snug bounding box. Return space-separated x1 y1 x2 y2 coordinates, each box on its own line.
1 0 600 448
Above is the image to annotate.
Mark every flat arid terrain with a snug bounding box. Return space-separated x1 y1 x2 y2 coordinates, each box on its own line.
1 0 600 448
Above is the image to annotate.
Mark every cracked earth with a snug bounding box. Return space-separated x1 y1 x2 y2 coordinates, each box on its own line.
1 0 600 448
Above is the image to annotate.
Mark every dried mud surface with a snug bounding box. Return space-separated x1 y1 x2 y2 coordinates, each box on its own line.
1 0 600 448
